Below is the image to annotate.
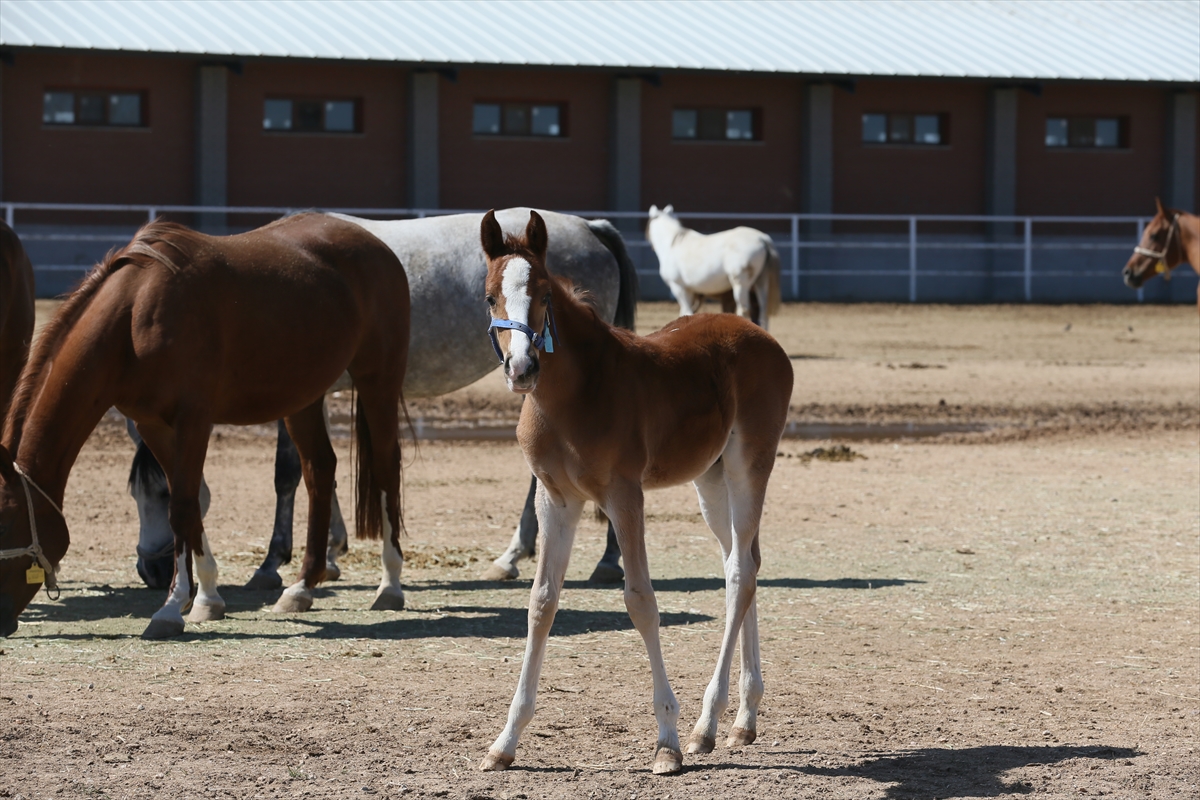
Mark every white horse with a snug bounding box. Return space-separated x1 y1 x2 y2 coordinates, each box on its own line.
646 204 781 329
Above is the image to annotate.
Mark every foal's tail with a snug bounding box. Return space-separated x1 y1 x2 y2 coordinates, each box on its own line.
586 219 639 331
763 238 782 318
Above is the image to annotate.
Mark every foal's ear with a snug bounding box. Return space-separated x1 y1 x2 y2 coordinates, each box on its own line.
648 204 659 217
1155 197 1166 217
525 210 548 262
480 209 507 261
663 204 674 215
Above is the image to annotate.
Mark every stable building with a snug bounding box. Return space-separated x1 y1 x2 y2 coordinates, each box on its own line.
1 0 1197 301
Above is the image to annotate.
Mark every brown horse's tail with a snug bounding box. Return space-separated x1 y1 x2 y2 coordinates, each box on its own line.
353 391 408 541
764 238 783 317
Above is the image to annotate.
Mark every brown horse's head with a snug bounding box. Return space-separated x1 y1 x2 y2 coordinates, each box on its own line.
481 210 553 394
1124 198 1182 289
0 446 68 637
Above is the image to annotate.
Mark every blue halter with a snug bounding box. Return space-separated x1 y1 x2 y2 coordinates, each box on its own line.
488 303 559 363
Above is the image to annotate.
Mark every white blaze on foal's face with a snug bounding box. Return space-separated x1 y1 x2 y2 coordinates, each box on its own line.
501 256 534 383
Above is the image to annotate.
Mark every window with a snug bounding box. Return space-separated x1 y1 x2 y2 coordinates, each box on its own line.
672 108 759 141
43 90 145 127
862 113 947 145
262 98 360 133
1045 116 1126 148
473 102 565 137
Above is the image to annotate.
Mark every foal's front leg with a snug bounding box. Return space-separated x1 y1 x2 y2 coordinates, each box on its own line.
481 485 582 771
609 483 683 774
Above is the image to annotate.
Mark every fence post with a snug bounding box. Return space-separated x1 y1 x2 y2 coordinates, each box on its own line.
1136 218 1146 303
148 207 157 222
1023 217 1033 302
790 215 799 299
908 217 917 302
4 204 12 228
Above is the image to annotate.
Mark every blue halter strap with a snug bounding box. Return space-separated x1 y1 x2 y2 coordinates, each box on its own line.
488 303 559 363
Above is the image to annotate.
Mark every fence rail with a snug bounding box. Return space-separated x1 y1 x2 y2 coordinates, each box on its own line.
3 202 1155 303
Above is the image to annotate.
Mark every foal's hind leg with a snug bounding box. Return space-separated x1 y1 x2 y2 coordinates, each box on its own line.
272 400 336 613
687 443 766 752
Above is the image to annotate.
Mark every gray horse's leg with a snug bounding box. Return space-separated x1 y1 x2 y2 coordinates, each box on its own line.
588 521 624 583
247 419 350 589
246 420 300 589
482 474 624 583
128 416 210 590
481 476 539 580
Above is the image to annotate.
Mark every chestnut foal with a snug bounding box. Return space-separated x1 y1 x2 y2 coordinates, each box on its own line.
477 211 793 774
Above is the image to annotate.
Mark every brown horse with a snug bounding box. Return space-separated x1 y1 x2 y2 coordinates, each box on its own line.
1123 198 1200 309
0 213 409 639
0 221 35 421
476 211 793 775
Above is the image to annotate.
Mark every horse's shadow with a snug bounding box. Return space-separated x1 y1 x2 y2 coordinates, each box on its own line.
779 745 1141 797
420 576 923 592
18 585 715 641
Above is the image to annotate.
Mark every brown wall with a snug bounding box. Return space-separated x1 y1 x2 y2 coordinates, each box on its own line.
642 74 801 213
227 61 406 208
833 80 988 215
439 69 609 210
1016 84 1165 216
2 53 194 203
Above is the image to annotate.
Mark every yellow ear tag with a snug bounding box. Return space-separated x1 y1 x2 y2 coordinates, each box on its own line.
26 564 45 585
1156 262 1166 273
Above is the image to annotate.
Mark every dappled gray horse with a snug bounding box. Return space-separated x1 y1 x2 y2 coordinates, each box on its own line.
131 209 637 591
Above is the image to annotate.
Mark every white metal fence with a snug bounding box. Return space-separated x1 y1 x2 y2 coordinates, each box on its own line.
3 202 1160 302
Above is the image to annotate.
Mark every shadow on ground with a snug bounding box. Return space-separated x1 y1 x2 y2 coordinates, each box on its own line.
419 576 923 592
785 745 1142 798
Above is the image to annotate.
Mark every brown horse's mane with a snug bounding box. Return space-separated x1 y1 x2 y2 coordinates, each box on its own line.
2 220 202 449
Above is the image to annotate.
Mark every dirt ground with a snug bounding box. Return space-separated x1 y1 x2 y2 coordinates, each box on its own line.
1 302 1197 800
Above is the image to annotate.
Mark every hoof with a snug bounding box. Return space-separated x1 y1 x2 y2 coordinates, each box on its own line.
652 746 683 775
187 601 226 623
480 562 519 581
369 587 405 611
141 617 185 640
271 586 313 613
727 727 757 747
588 562 624 583
244 570 282 590
685 734 716 755
324 561 342 582
479 750 513 771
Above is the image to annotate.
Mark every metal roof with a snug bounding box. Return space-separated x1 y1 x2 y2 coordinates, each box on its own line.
2 0 1197 83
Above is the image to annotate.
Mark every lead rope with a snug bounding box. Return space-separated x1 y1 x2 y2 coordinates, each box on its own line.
0 464 63 600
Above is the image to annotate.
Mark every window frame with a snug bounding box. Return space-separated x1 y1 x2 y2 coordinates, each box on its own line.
860 112 951 147
261 96 364 135
471 100 569 139
1044 115 1130 150
670 107 763 142
42 88 149 129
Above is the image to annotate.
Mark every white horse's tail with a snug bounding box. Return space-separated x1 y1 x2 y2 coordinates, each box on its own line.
763 238 782 318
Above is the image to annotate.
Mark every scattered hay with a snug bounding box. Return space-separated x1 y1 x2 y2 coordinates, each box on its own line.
777 445 868 464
